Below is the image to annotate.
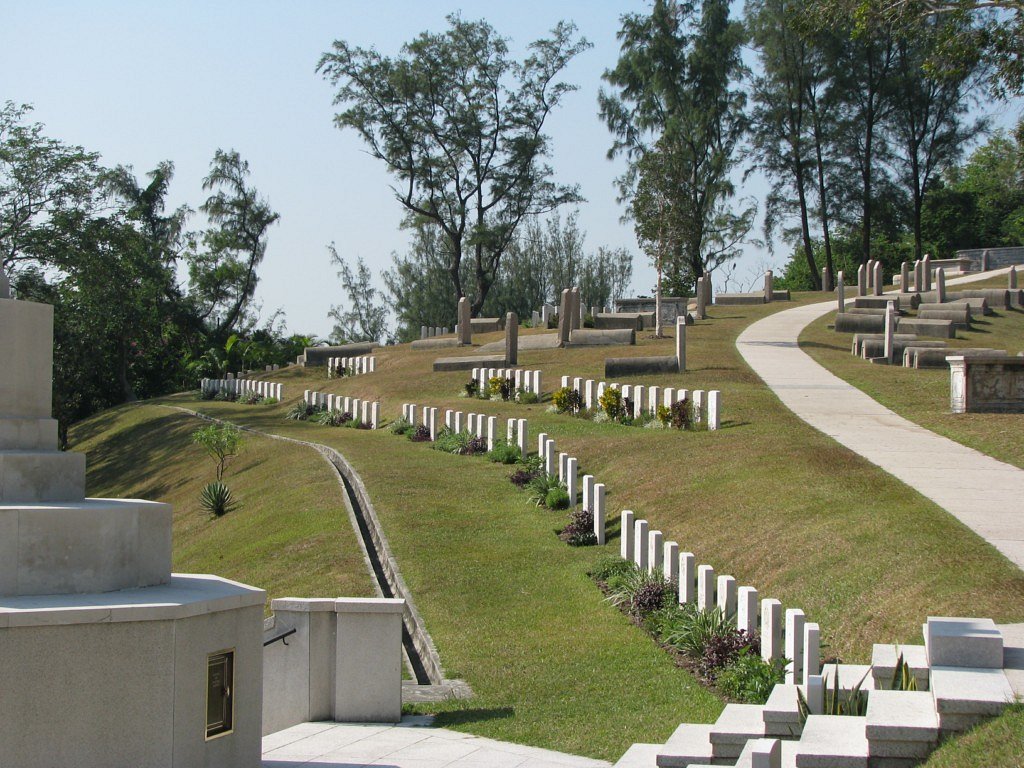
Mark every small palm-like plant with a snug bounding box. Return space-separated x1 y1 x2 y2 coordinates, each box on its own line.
200 481 239 517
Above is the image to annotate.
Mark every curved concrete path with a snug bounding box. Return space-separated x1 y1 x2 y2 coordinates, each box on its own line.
736 270 1024 570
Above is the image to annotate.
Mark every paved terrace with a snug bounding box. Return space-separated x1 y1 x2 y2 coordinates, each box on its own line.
736 268 1024 570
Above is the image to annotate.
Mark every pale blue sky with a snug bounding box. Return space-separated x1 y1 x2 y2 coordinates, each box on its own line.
2 2 1018 337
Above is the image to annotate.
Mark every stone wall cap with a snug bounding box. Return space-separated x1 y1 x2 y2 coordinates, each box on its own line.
948 355 1024 366
270 597 340 612
0 573 265 627
335 597 406 614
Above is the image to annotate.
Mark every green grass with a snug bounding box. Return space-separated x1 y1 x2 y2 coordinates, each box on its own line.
69 402 376 609
922 704 1024 767
71 288 1024 760
800 275 1024 468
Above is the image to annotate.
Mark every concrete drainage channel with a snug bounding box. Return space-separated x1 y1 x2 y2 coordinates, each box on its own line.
162 405 471 704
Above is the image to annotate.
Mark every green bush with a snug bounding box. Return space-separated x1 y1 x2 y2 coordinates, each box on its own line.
552 386 582 414
487 440 521 464
657 604 732 658
433 426 470 455
717 649 787 703
526 473 562 507
516 389 540 404
285 401 314 421
590 555 635 582
199 481 239 517
545 486 571 510
604 564 673 618
390 417 414 435
599 386 626 420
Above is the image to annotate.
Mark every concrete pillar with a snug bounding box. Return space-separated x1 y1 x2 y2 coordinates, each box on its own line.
505 311 518 365
663 541 679 586
717 575 737 619
620 510 634 561
837 271 845 313
707 391 720 430
566 457 578 507
785 608 806 685
593 483 606 545
676 316 686 372
648 529 663 574
803 622 821 686
679 552 695 604
737 586 758 636
857 264 867 296
764 270 774 302
697 564 716 612
873 261 883 296
936 267 947 304
761 599 783 661
634 519 649 571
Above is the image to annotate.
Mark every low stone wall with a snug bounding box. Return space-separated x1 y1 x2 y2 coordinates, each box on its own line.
956 246 1024 270
950 355 1024 413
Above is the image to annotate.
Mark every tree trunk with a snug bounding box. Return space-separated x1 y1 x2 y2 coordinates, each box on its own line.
795 160 820 290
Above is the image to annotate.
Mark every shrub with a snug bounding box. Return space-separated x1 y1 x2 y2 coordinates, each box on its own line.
191 423 243 481
286 402 314 421
659 605 731 658
313 409 346 427
214 390 237 402
589 555 635 582
700 629 759 678
263 396 279 405
526 474 562 506
561 508 597 546
390 417 414 435
487 440 521 464
657 405 672 426
331 363 348 378
670 398 693 430
798 668 870 719
545 486 571 510
631 578 670 617
717 649 787 703
552 386 583 414
604 564 672 618
199 481 239 517
509 467 539 487
464 379 479 398
465 436 488 455
516 389 539 404
433 426 469 454
409 425 431 442
488 376 514 400
200 388 217 401
238 392 262 405
599 386 626 420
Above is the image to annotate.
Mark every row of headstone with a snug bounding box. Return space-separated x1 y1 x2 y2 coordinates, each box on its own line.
855 259 886 297
264 364 281 372
472 366 542 397
201 378 283 400
557 375 721 430
401 402 506 450
896 255 936 294
327 355 376 377
620 510 819 685
420 326 450 340
304 390 381 428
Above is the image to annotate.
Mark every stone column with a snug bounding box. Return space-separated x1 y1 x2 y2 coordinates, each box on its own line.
676 316 686 372
857 263 867 296
695 276 706 320
458 297 472 345
1011 266 1018 289
883 301 896 363
761 599 783 661
900 262 910 293
633 519 649 571
873 261 883 296
837 271 845 313
697 564 716 612
558 289 571 346
505 311 518 365
764 270 774 302
620 511 634 561
785 608 806 685
679 552 696 604
737 586 758 636
866 260 875 292
936 267 947 303
593 483 606 545
923 253 932 291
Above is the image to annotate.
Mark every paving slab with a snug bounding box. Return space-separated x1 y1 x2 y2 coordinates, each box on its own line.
735 268 1024 571
656 723 714 768
263 720 611 768
930 666 1016 715
794 715 868 768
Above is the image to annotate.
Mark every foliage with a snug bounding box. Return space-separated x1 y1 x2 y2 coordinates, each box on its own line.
545 486 571 510
489 376 514 401
286 401 315 421
433 426 469 454
319 15 590 315
599 386 627 421
390 417 414 435
890 650 919 691
604 562 673 618
589 555 637 583
656 603 733 659
700 629 760 678
191 423 242 481
509 467 540 488
561 507 597 546
527 473 564 507
670 398 694 430
199 481 239 517
552 386 583 414
327 248 389 344
798 667 871 719
238 391 263 405
409 425 432 442
313 408 351 427
516 389 540 404
717 649 787 703
464 379 480 398
487 440 522 465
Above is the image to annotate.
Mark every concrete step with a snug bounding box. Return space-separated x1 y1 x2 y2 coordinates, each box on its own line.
794 715 868 767
710 704 767 759
763 684 801 738
614 743 663 768
657 723 715 767
930 666 1015 733
866 689 939 760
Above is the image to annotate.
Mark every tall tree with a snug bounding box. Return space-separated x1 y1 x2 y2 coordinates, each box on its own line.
189 149 279 338
318 15 589 315
327 248 389 344
599 0 750 291
383 222 459 343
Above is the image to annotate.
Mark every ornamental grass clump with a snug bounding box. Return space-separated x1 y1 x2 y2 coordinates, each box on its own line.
526 473 563 506
545 486 571 510
516 389 539 404
285 401 316 421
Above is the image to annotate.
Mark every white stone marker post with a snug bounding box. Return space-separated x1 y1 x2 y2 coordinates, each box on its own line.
593 483 606 545
648 386 660 415
873 261 884 296
883 301 896 364
558 452 568 483
585 379 596 410
737 586 758 636
634 519 649 571
697 564 716 612
458 297 472 345
516 418 528 457
648 529 663 573
679 552 696 605
900 262 910 292
708 391 721 431
1010 266 1018 289
544 439 556 477
913 259 923 292
837 271 845 313
923 253 933 291
486 416 497 451
566 457 578 507
717 575 737 618
857 263 867 296
676 316 686 372
620 511 634 560
764 270 774 302
803 622 821 686
806 676 824 716
663 541 679 586
762 599 783 661
582 474 595 512
785 608 806 685
696 276 707 319
537 432 548 458
692 390 705 423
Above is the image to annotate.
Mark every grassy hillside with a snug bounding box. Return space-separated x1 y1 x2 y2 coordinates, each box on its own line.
800 275 1024 469
70 403 376 606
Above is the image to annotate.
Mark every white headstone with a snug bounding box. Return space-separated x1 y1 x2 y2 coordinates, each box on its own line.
784 608 806 685
679 552 695 605
697 564 716 612
620 510 634 561
593 483 606 545
761 599 783 661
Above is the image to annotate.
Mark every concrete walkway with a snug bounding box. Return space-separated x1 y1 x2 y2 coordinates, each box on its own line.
262 718 611 768
735 270 1024 570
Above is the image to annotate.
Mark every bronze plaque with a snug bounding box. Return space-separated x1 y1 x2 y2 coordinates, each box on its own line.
206 651 234 739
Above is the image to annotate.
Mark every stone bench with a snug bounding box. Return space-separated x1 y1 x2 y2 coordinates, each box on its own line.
954 289 1014 310
949 355 1024 413
895 318 956 339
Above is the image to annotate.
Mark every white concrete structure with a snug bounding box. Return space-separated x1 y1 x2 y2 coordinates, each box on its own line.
0 292 265 767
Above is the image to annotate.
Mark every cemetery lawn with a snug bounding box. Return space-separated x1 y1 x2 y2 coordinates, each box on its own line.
69 402 376 609
799 275 1024 469
921 703 1024 767
78 290 1024 760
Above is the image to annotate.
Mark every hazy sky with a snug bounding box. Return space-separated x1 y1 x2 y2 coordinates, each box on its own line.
3 2 1019 337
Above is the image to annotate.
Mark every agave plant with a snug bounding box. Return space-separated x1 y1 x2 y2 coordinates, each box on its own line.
200 481 239 517
798 666 870 720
